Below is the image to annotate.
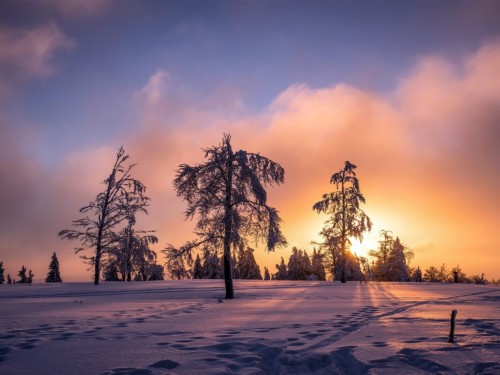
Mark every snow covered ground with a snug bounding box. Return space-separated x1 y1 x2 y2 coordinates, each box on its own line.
0 281 499 375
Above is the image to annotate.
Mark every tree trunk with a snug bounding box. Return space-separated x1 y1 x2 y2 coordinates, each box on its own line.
223 138 234 299
340 175 347 283
95 170 115 285
94 244 101 285
126 224 133 282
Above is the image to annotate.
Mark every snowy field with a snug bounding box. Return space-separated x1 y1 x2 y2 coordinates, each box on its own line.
0 281 499 375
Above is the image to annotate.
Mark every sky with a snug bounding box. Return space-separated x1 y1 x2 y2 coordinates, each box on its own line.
0 0 499 282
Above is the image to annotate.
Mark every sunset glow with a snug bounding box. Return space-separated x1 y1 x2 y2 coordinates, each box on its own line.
0 1 499 282
350 238 377 259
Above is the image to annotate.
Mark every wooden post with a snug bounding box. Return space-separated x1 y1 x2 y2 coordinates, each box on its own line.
448 309 457 343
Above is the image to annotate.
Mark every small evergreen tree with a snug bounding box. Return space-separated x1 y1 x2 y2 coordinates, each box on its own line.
18 265 28 283
264 267 271 280
27 269 34 284
370 231 413 282
46 252 63 283
311 249 326 281
424 266 439 282
437 263 449 282
0 261 4 284
202 250 223 279
274 257 288 280
238 247 263 280
414 266 422 282
388 237 411 281
7 274 12 284
147 264 165 280
287 247 309 280
192 254 204 279
103 262 120 281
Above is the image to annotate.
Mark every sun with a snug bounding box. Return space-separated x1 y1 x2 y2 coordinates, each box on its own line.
349 238 377 259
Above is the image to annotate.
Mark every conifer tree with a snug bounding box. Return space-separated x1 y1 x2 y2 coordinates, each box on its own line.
147 264 165 281
45 252 63 283
202 249 223 279
0 261 4 284
437 264 449 282
424 266 439 282
103 262 120 281
369 231 413 281
192 254 204 279
164 134 286 298
18 265 28 283
313 161 372 283
264 267 271 280
274 257 288 280
414 266 423 282
238 247 262 280
311 249 326 281
7 274 12 284
28 269 34 284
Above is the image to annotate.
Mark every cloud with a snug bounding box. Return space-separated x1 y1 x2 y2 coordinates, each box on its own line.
0 23 74 98
123 40 500 277
1 39 499 281
48 0 112 18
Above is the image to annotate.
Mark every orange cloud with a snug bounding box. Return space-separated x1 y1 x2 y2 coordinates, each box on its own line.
123 40 500 278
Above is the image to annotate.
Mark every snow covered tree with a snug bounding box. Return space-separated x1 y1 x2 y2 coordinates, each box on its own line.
7 274 12 284
424 266 439 282
202 249 223 279
166 255 191 280
103 262 120 281
0 261 4 284
388 237 412 281
45 252 63 283
414 266 423 282
342 251 364 281
369 230 393 281
107 224 158 282
437 263 450 282
237 247 262 280
27 269 34 284
264 267 271 280
146 264 164 281
164 134 286 298
287 247 311 280
311 249 326 281
18 265 28 283
274 257 288 280
369 231 413 281
59 147 150 285
313 161 372 283
192 254 204 279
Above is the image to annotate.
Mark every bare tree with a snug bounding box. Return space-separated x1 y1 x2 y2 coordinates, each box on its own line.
313 161 372 283
58 147 150 285
164 134 286 298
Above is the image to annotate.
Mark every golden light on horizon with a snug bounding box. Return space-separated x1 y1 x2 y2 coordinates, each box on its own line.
350 237 378 259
